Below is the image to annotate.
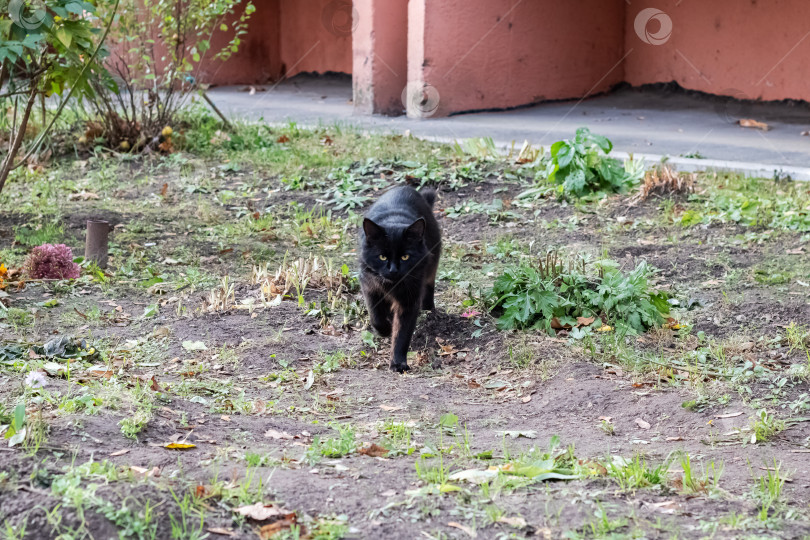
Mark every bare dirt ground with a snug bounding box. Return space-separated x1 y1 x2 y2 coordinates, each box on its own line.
1 127 809 540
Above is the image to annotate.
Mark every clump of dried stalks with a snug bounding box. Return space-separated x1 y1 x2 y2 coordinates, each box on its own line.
251 255 350 306
200 276 236 313
632 166 696 203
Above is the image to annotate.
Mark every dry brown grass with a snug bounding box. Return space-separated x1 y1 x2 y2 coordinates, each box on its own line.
633 166 696 202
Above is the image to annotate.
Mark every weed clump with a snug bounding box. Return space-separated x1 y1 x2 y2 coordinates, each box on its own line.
546 128 642 197
489 252 670 335
634 165 695 201
23 243 80 280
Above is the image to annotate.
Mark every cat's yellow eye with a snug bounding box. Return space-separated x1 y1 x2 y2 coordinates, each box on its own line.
379 255 387 261
401 254 410 261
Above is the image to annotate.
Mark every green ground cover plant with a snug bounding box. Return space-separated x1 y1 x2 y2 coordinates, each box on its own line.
489 252 670 335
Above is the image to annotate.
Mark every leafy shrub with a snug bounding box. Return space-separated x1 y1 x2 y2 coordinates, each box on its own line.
88 0 255 148
0 0 112 195
24 244 80 279
547 128 639 197
489 253 669 335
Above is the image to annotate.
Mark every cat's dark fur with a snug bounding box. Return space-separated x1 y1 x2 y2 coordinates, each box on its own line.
359 186 441 373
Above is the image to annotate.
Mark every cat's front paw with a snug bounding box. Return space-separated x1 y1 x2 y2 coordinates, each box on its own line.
390 361 410 373
371 322 392 337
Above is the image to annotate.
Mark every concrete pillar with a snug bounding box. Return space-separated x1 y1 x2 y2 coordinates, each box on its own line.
353 0 409 116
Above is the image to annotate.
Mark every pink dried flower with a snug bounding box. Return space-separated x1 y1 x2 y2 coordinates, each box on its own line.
461 308 482 318
23 244 81 280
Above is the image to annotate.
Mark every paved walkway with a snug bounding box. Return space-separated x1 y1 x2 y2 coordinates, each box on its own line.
208 75 810 179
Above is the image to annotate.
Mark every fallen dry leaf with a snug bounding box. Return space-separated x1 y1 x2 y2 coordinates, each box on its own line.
206 527 236 537
715 412 743 419
259 515 298 539
666 436 685 441
634 418 651 430
448 521 477 538
497 515 528 528
130 466 160 478
235 502 290 521
379 405 403 412
738 118 771 131
358 443 389 457
264 429 294 440
109 449 130 457
521 395 532 403
645 500 678 514
164 442 196 450
276 134 290 143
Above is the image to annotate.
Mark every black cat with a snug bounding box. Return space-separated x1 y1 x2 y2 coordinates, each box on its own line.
359 186 441 373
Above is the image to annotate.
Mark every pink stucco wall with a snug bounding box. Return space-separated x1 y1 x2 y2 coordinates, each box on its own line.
123 0 810 112
407 0 626 117
197 0 282 86
195 0 354 86
624 0 810 103
279 0 352 77
353 0 408 115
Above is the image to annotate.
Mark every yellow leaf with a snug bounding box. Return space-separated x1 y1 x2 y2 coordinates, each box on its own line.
439 483 461 493
596 325 613 332
165 442 196 450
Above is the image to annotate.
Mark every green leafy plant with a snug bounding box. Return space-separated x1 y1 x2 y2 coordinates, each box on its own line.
305 424 356 463
547 128 638 197
489 253 669 335
1 403 26 446
747 409 786 444
88 0 255 148
606 453 675 492
0 0 118 194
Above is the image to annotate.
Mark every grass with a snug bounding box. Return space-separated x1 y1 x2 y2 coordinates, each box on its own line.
747 409 786 443
606 453 674 492
2 115 810 538
679 453 723 494
305 424 356 463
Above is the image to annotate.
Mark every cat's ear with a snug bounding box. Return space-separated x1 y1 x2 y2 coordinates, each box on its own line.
363 218 386 243
405 218 426 241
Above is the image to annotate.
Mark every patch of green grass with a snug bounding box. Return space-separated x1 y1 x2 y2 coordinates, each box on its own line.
60 393 103 415
379 419 416 456
168 489 206 540
679 453 723 494
305 424 356 463
754 461 786 522
13 221 65 246
118 384 156 439
244 452 281 468
314 350 353 374
748 409 786 443
681 172 810 232
606 453 675 492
